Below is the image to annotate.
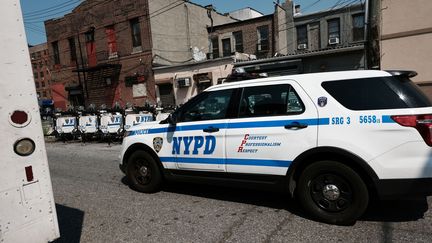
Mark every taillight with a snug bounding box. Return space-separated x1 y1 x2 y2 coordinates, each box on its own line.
391 114 432 146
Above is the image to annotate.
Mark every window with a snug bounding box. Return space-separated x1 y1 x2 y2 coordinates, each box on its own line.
43 91 47 97
239 84 304 118
40 72 44 78
36 52 41 58
222 38 231 57
130 18 142 48
105 26 118 57
257 25 269 52
68 37 77 61
34 72 38 79
52 41 60 65
211 37 219 59
32 63 37 69
328 18 340 41
35 82 39 88
179 89 234 122
296 25 308 49
322 77 432 110
85 29 95 42
41 81 45 87
352 14 365 41
233 31 243 53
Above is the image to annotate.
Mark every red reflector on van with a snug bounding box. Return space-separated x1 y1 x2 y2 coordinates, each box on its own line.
391 114 432 146
25 166 33 182
11 110 28 125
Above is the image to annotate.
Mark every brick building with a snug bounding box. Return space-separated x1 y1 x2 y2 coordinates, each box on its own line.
208 13 275 60
45 0 234 108
29 43 52 100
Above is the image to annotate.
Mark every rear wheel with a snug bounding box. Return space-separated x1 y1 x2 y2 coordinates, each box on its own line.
297 160 369 225
126 150 162 193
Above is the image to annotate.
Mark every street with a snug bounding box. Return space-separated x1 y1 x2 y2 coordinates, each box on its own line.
48 142 432 243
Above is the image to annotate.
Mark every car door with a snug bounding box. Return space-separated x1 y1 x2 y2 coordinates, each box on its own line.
225 81 319 176
171 88 236 172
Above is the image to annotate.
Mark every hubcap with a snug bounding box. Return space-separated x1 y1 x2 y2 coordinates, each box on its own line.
322 184 340 201
139 166 149 177
132 161 152 185
310 174 352 212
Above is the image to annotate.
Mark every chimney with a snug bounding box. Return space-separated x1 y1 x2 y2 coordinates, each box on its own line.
294 4 301 15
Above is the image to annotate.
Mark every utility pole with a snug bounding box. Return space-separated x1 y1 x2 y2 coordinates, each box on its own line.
364 0 370 69
76 31 89 100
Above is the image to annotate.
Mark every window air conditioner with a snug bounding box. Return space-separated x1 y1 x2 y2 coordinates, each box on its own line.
328 37 340 45
177 78 191 88
297 43 307 50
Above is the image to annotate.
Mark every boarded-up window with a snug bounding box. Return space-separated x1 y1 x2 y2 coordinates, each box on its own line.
106 26 118 57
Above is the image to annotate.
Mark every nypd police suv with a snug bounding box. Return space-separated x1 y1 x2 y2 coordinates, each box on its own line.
119 70 432 225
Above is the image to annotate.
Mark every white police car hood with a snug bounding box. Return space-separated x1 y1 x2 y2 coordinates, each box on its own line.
132 120 160 130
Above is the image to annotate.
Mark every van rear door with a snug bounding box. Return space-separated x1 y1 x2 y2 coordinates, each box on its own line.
0 1 60 242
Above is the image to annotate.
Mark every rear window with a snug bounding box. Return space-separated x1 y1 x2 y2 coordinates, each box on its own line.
322 76 432 110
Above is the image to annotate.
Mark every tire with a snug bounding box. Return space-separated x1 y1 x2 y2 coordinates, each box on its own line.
126 150 163 193
297 160 369 225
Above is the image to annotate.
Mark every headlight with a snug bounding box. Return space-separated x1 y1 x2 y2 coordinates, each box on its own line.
14 138 35 156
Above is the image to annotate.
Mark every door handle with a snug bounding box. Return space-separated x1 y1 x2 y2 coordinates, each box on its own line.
203 126 219 133
284 122 308 130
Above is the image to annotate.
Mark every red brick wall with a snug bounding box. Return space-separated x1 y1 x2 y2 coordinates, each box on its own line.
44 0 156 107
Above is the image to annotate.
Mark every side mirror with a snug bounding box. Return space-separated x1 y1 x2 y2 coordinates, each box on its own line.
165 114 177 125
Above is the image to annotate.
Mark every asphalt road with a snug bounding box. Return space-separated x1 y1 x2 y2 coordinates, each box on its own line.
47 142 432 243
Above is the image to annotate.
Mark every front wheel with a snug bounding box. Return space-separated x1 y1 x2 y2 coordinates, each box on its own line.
297 160 369 225
126 151 162 193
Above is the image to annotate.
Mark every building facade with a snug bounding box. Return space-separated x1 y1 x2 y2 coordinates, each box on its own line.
154 57 235 106
208 0 367 77
44 0 234 108
208 14 275 60
265 0 366 74
29 43 52 100
379 0 432 96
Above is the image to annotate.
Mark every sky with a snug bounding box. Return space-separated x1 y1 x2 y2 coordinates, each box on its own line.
21 0 346 45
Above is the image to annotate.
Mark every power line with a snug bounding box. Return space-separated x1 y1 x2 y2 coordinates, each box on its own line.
24 6 79 22
23 0 80 16
24 0 81 17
